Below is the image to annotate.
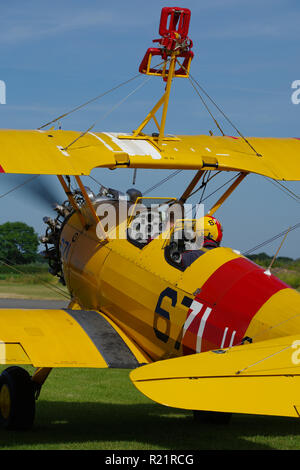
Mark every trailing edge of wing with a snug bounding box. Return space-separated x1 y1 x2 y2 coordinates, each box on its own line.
0 308 150 368
130 335 300 418
0 129 300 180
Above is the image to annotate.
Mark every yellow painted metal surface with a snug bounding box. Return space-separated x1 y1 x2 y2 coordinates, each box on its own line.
0 129 115 175
130 334 300 417
95 240 174 361
0 309 108 368
62 209 300 417
245 287 300 343
0 343 31 365
0 307 150 369
1 129 300 180
57 208 300 367
61 210 242 362
62 215 187 361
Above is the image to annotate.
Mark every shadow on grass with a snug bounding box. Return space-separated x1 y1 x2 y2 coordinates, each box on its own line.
1 399 300 450
0 367 300 450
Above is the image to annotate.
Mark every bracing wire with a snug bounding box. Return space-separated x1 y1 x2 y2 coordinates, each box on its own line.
188 72 262 157
243 222 300 256
173 57 262 156
244 177 300 255
38 58 169 132
265 177 300 205
187 75 226 137
63 76 152 151
37 73 142 130
144 170 183 195
0 175 40 199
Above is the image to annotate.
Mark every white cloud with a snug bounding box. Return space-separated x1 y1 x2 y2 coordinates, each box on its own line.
0 10 116 44
0 2 149 45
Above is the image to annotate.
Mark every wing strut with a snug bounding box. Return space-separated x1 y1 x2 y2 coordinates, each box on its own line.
57 175 86 228
179 170 204 203
207 172 248 216
57 175 107 239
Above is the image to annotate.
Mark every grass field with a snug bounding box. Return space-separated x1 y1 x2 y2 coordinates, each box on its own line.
1 366 300 451
0 282 68 300
0 263 69 300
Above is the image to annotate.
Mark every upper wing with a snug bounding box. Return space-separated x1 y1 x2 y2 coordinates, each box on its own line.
130 334 300 418
0 307 150 368
1 129 300 180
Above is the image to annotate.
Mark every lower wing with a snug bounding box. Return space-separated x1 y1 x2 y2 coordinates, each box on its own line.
130 335 300 418
0 308 150 368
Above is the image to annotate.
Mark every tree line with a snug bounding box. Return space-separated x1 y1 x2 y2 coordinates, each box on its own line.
0 221 40 265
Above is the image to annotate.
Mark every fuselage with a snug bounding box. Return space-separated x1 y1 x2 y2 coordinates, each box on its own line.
60 209 300 362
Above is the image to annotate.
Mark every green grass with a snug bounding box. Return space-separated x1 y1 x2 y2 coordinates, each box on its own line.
0 281 68 300
0 263 69 300
1 367 300 450
271 268 300 290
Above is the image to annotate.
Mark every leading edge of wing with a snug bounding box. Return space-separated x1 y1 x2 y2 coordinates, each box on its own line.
1 130 300 181
0 308 150 368
130 334 300 418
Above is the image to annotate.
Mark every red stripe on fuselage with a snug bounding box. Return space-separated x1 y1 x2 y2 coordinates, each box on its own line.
182 257 288 354
0 165 5 173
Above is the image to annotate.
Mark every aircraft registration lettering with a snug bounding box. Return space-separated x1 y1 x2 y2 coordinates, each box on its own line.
60 237 72 261
181 299 213 354
219 327 237 349
153 287 193 350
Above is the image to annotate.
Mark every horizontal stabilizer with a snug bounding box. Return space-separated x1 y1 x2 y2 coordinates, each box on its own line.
130 335 300 417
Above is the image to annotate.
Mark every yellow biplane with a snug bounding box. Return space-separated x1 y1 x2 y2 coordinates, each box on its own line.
1 6 300 430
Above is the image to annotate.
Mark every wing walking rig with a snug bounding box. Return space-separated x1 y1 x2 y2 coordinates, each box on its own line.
1 6 300 430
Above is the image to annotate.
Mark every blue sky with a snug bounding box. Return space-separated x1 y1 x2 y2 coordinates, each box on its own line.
0 0 300 257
